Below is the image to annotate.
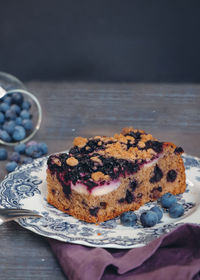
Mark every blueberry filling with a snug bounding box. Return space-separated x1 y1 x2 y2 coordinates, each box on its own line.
145 141 163 153
150 165 163 183
167 170 177 182
89 207 99 217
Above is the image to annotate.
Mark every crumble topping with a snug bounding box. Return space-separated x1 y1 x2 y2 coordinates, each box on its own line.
52 157 62 166
66 157 79 166
91 171 110 182
73 137 88 148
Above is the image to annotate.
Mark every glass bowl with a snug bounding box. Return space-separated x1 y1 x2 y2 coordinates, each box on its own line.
0 73 42 146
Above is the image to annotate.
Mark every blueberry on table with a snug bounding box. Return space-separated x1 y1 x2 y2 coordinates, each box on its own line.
22 157 33 164
12 125 26 141
0 148 8 160
160 192 177 208
150 206 163 222
14 143 26 154
0 130 12 142
0 112 5 124
25 144 42 158
120 211 137 227
140 211 158 227
38 142 48 155
9 152 21 163
11 92 24 105
20 110 30 119
169 203 184 218
6 161 17 173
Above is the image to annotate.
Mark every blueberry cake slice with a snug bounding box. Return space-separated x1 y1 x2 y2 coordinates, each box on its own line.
47 127 186 223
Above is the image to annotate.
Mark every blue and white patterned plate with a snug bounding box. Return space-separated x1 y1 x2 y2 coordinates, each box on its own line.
0 153 199 249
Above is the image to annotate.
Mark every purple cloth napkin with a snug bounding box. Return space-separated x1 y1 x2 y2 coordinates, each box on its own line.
48 224 200 280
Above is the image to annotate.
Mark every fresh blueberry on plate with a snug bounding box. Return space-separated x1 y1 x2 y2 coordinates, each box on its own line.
120 211 137 227
140 211 158 227
169 203 184 218
160 192 177 208
150 206 163 222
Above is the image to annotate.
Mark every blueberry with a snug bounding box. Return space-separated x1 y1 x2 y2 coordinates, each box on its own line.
11 92 24 105
38 142 48 155
22 100 31 110
0 102 9 113
6 161 17 173
3 121 16 135
5 109 17 120
0 112 5 124
25 144 42 158
9 152 20 163
160 193 177 208
22 157 33 164
150 165 163 183
120 211 137 227
20 110 30 119
12 125 26 141
10 104 21 114
22 119 33 130
150 206 163 222
0 148 8 160
0 130 12 142
14 143 26 154
169 203 184 218
3 95 12 105
167 170 177 182
15 117 23 125
140 211 158 227
26 140 37 146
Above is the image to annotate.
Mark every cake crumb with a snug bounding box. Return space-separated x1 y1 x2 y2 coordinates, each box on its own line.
66 157 79 166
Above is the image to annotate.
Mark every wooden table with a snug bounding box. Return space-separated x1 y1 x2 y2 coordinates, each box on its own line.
0 82 199 279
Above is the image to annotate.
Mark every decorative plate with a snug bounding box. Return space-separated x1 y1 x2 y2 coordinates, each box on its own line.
0 154 200 249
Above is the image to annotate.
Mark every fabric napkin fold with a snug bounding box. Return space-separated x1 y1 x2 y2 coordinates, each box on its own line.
48 223 200 280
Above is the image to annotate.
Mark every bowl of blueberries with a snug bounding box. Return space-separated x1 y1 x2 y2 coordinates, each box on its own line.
0 72 42 145
0 72 47 173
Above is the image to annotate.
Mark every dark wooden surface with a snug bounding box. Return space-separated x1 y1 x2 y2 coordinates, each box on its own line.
0 82 200 279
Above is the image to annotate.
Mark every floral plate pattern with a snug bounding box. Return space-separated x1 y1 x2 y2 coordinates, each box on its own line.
0 154 200 249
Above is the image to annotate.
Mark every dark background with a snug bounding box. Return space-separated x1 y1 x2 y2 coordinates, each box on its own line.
1 0 200 82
